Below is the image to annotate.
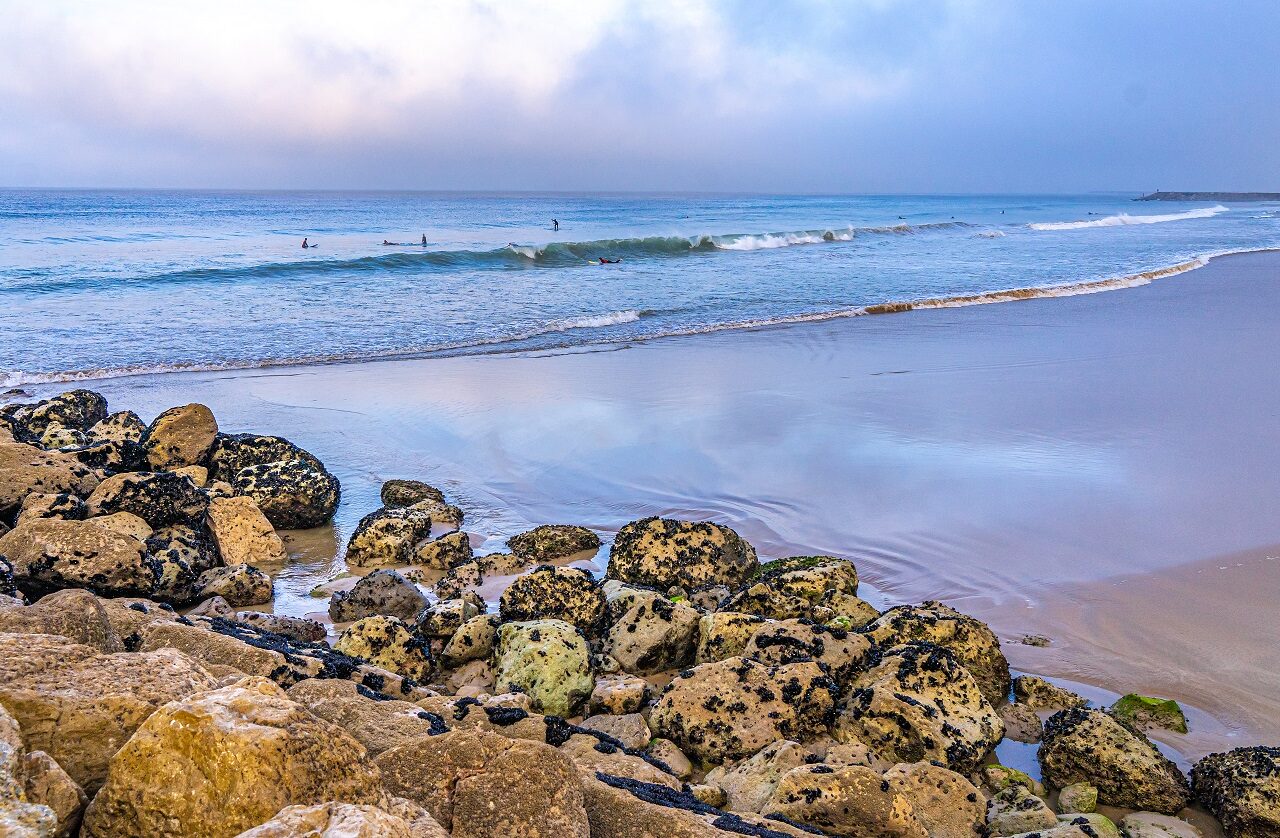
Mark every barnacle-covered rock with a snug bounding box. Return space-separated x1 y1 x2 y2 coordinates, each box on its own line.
607 517 758 591
0 441 100 517
500 565 606 633
695 611 767 663
231 458 340 530
440 614 501 667
1013 675 1087 710
494 619 594 717
411 531 473 568
334 615 434 682
205 495 286 566
329 569 427 623
85 471 208 529
507 524 600 562
742 618 872 681
4 390 107 438
604 589 700 675
380 478 446 508
16 492 86 523
195 564 273 607
344 506 435 568
765 763 927 837
142 403 218 470
1191 746 1280 837
1 518 158 599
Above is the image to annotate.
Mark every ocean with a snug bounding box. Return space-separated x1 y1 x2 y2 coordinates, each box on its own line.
1 190 1277 385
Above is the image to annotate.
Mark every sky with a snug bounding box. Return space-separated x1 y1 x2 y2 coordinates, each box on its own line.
0 0 1277 193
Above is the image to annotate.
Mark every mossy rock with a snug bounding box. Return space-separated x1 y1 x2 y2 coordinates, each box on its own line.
1110 694 1188 734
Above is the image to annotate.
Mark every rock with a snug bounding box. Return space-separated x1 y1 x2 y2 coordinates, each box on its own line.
589 674 649 715
445 660 494 697
414 596 483 641
20 750 86 838
1191 746 1280 838
231 458 340 530
986 785 1058 836
500 565 606 633
16 492 85 523
81 677 386 838
834 642 1004 773
1111 694 1189 735
39 424 87 449
188 595 235 618
1 518 159 598
0 632 217 793
149 545 200 604
286 679 443 757
7 391 107 437
234 611 327 643
206 496 287 566
494 620 594 717
886 761 986 838
0 588 130 651
146 522 220 579
0 557 16 601
1000 701 1044 744
410 531 472 568
605 588 701 675
579 714 652 750
648 739 693 780
85 471 208 528
724 556 875 626
865 602 1011 706
1119 812 1203 838
0 731 58 838
1039 707 1189 814
507 524 601 562
742 618 872 681
174 464 208 486
1060 813 1121 838
380 479 446 508
1057 782 1097 814
196 564 273 606
85 411 146 445
234 801 447 838
406 498 464 528
432 559 486 600
345 506 435 567
87 511 150 542
330 569 428 623
209 433 325 478
0 441 99 516
650 657 838 763
766 763 927 837
440 614 500 667
1013 675 1087 710
376 729 590 837
695 611 767 663
143 403 218 469
704 739 813 813
335 616 434 682
984 765 1045 797
607 517 759 591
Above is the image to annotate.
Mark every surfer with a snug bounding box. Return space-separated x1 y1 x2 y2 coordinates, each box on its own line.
301 238 311 248
421 234 427 245
599 257 621 264
382 240 393 246
553 219 560 231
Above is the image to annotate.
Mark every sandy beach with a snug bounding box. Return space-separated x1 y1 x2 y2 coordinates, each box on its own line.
36 248 1272 762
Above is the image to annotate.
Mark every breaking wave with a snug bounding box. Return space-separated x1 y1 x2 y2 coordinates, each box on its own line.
1030 205 1228 231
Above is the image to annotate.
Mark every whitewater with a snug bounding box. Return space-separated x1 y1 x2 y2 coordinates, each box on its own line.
1 190 1277 385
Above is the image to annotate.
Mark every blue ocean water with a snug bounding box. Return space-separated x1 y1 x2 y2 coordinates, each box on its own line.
1 190 1276 385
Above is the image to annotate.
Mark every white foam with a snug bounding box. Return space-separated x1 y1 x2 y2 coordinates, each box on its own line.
713 229 852 250
1030 205 1228 231
550 310 643 331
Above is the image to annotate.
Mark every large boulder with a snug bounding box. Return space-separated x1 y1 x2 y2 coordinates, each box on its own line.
886 761 987 838
834 642 1003 773
0 633 217 793
1191 746 1280 837
329 569 428 623
234 802 448 838
500 565 606 633
604 588 701 675
195 564 273 606
696 611 767 663
85 411 146 446
704 740 815 813
0 441 99 516
143 403 218 470
208 433 323 478
0 589 123 651
507 524 601 562
3 391 107 438
650 657 839 763
766 763 927 838
231 458 340 530
494 620 594 717
81 678 386 838
1039 707 1189 814
375 729 589 837
286 679 442 758
334 616 434 682
16 492 86 523
380 479 445 508
345 507 435 567
440 614 500 668
607 517 758 591
742 618 872 681
205 496 286 566
19 748 87 838
84 471 208 529
723 556 875 626
146 522 220 577
865 602 1011 706
1 518 158 598
410 531 472 568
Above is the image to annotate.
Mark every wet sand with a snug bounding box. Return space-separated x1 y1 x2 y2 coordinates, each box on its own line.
66 249 1280 759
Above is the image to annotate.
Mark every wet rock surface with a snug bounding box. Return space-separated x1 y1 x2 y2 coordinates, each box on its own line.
607 517 759 591
1191 746 1280 837
508 524 601 562
499 564 606 633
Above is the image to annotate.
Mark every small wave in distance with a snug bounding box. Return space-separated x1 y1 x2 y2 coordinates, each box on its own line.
1030 205 1228 231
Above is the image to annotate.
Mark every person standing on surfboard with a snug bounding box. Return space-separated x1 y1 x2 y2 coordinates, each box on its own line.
553 219 559 231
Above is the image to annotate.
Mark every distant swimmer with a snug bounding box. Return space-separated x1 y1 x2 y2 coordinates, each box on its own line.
382 240 392 245
598 257 621 264
552 219 560 231
301 238 314 248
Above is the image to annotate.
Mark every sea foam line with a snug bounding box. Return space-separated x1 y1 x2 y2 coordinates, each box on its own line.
1030 205 1228 231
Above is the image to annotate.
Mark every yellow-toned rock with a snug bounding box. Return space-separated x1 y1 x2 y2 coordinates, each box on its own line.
206 496 286 566
143 403 218 470
233 801 448 838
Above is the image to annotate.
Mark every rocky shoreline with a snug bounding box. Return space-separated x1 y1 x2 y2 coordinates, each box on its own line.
1 389 1277 837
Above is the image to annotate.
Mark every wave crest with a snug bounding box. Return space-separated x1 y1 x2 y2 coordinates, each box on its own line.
1030 205 1228 231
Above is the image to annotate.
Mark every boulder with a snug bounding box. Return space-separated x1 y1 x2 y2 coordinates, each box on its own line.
143 403 218 469
742 618 872 681
0 705 59 838
0 441 99 516
704 740 814 813
39 424 87 449
16 492 85 523
0 589 123 651
376 729 589 837
5 391 107 437
589 674 649 715
206 496 287 566
1057 782 1098 814
231 458 340 530
723 556 877 627
286 679 443 757
607 517 758 591
85 411 146 446
986 785 1057 836
234 802 447 838
695 611 767 663
579 713 652 750
0 633 217 793
507 524 601 562
188 595 235 618
500 565 606 633
20 749 87 838
81 678 386 838
335 616 434 682
648 739 693 780
1111 694 1188 735
834 642 1003 773
494 620 594 717
410 531 472 568
440 614 500 667
146 521 220 577
885 761 987 838
196 564 273 606
605 589 701 675
414 596 483 642
1013 675 1087 710
1 518 158 598
1191 746 1280 838
345 507 435 567
329 569 428 623
1000 701 1044 744
865 602 1011 706
208 433 324 478
1038 707 1189 814
85 471 208 528
233 611 327 643
650 657 838 763
1118 812 1202 838
86 511 150 542
766 763 927 838
380 479 446 508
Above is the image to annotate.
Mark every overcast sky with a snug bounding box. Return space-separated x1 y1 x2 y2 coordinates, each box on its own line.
1 0 1276 192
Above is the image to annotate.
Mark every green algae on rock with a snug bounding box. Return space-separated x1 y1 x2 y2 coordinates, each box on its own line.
1111 694 1189 734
